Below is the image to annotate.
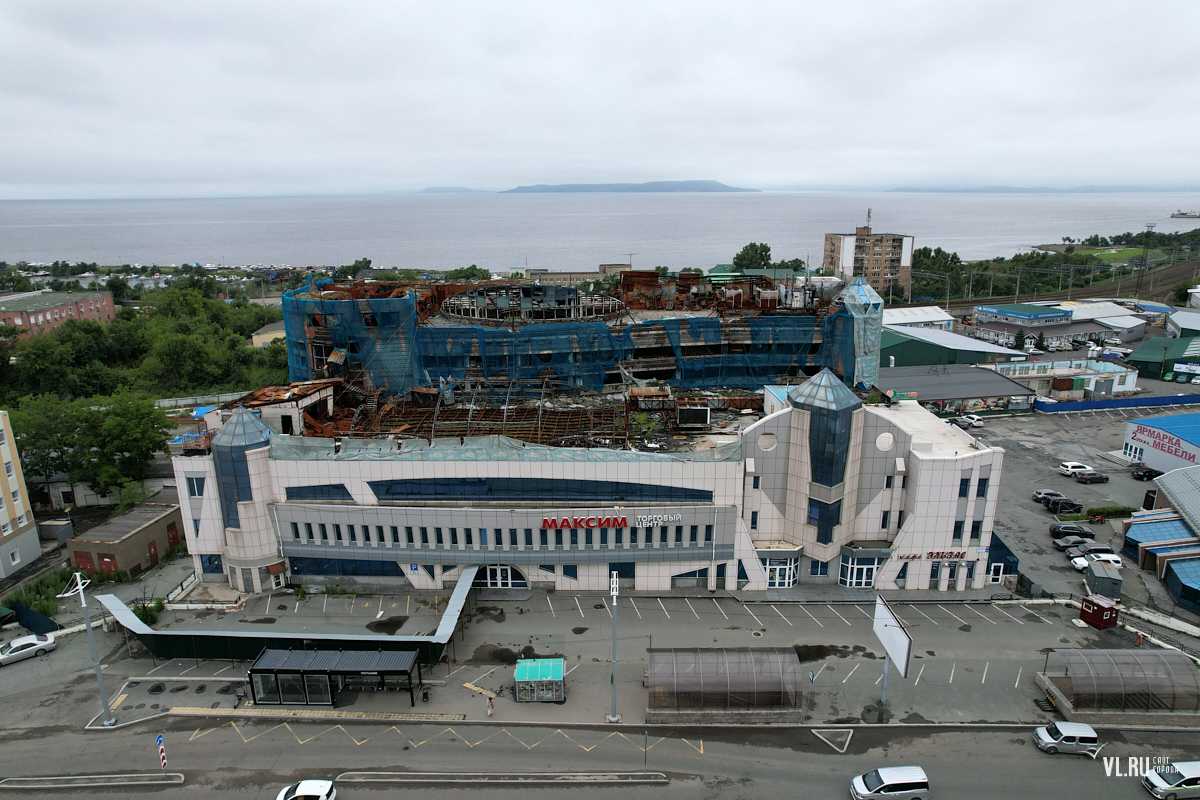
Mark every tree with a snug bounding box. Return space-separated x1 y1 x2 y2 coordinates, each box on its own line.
334 257 372 282
1174 283 1193 306
8 394 87 506
732 243 772 273
774 257 806 272
654 266 670 278
445 265 490 281
680 268 703 275
1036 332 1046 351
1014 327 1027 349
105 275 133 302
76 390 170 496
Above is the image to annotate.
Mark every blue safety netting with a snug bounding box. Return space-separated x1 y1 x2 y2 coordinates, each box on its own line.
284 282 868 395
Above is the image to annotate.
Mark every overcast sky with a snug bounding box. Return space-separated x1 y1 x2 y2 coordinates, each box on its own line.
2 1 1198 199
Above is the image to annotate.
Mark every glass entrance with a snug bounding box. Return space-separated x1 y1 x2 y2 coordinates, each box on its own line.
762 557 798 588
839 555 884 588
988 563 1004 584
483 565 528 588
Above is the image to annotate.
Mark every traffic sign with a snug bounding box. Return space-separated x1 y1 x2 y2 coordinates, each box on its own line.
156 733 163 747
157 733 167 769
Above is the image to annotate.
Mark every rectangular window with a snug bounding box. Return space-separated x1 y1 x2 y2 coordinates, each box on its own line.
966 562 976 580
689 525 698 544
319 523 328 541
494 528 502 547
810 559 829 576
291 522 300 540
599 528 607 546
704 525 713 543
562 565 578 580
539 564 555 574
616 528 624 545
902 476 908 488
897 510 905 528
465 528 474 546
977 478 989 498
881 511 890 529
420 527 428 545
334 524 343 542
524 529 532 547
349 524 358 542
306 522 313 541
675 525 683 544
952 521 964 541
959 478 971 498
948 561 959 581
930 561 941 583
375 525 383 543
450 528 458 546
970 520 983 541
752 476 760 489
808 499 842 544
0 522 9 536
8 551 19 566
885 475 893 489
570 529 579 547
750 511 758 530
391 526 400 544
509 529 517 547
481 529 488 546
631 527 638 545
406 526 414 545
555 530 563 548
435 528 443 545
660 526 668 544
186 476 205 496
540 529 548 547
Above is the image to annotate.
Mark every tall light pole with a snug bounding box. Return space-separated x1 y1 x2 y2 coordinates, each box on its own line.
58 572 115 727
607 570 619 723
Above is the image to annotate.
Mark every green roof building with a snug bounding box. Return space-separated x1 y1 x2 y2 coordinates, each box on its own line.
1128 337 1200 380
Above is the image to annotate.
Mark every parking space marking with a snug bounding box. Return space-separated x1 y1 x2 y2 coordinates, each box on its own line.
575 597 585 618
991 605 1025 624
967 605 998 625
908 605 938 625
842 664 859 683
713 598 728 620
744 605 764 627
349 596 356 614
875 672 883 685
263 595 271 615
565 663 580 676
604 601 612 619
771 605 794 627
629 597 642 619
827 605 852 626
854 604 872 618
1026 609 1051 624
295 599 300 613
657 598 671 620
914 663 925 686
949 662 956 684
377 595 384 618
214 665 232 675
547 597 555 618
181 664 200 675
323 594 328 613
798 605 823 628
684 599 699 620
937 605 969 625
477 666 501 682
982 662 989 684
1015 666 1023 688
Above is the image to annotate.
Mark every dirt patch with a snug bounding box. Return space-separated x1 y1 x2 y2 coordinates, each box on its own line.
571 627 589 635
959 624 972 632
366 616 409 635
473 606 506 624
900 712 932 724
240 617 276 624
926 650 936 656
467 644 565 665
793 644 877 662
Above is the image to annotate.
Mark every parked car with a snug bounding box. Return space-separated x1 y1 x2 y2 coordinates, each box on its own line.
960 414 985 427
1074 470 1110 484
1177 374 1191 384
1163 372 1177 382
1054 535 1093 550
1034 489 1069 504
1034 722 1100 756
1072 553 1122 571
850 766 929 800
947 417 972 430
1142 760 1200 798
276 781 336 800
1132 467 1164 481
1058 461 1093 476
1046 498 1084 515
0 633 57 666
1050 522 1094 536
1025 347 1045 355
1066 542 1114 559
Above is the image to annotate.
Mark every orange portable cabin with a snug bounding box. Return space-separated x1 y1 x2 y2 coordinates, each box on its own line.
1078 594 1119 630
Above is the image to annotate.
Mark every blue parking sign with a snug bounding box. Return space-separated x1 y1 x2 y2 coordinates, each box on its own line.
808 669 815 684
157 733 164 747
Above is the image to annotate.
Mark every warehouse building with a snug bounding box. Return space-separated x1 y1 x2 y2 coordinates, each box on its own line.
1168 311 1200 339
882 306 955 331
1128 337 1200 380
880 326 1025 368
1121 414 1200 472
67 488 183 578
872 365 1035 416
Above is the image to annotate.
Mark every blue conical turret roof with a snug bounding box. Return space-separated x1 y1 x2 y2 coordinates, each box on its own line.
211 406 274 449
787 368 862 412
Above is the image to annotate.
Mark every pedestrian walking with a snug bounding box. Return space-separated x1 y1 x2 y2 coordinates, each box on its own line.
487 697 494 717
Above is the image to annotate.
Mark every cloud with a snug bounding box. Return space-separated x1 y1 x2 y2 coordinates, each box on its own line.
1 0 1197 198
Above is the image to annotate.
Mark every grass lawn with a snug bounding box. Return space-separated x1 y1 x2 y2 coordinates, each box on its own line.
1091 247 1167 264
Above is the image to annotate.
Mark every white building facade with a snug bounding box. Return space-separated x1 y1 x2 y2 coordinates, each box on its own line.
173 371 1003 595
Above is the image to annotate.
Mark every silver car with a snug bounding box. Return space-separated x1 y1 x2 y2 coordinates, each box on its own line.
1034 721 1099 755
0 633 57 666
1143 761 1200 798
850 766 929 799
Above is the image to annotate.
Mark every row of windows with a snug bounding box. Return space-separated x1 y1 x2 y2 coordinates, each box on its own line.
366 477 713 504
808 499 842 544
286 484 354 502
951 520 985 542
957 477 990 499
289 522 716 551
186 476 206 498
879 510 905 529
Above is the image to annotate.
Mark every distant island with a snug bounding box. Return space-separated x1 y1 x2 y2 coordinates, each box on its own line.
502 180 759 194
418 186 489 194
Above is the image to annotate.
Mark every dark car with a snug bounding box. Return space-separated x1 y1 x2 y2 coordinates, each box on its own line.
1047 498 1084 515
1054 535 1093 550
1050 522 1095 537
947 418 972 430
1033 489 1068 504
1066 542 1115 559
1074 470 1110 484
1132 467 1164 481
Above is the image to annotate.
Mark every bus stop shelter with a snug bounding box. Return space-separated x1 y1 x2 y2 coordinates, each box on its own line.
249 648 422 708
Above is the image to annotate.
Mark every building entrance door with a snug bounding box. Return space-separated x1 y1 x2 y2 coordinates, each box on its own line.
487 566 512 588
989 563 1004 584
148 540 159 566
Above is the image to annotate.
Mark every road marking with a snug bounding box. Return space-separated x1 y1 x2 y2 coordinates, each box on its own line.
323 594 328 613
377 595 383 618
914 664 925 686
684 599 699 620
657 598 671 620
949 662 956 684
294 599 300 614
1025 609 1051 624
350 596 356 614
771 605 794 627
842 664 860 683
827 605 852 626
937 605 969 625
264 595 271 615
604 601 612 619
991 605 1025 624
446 664 469 677
112 693 127 708
477 666 500 681
565 663 580 676
406 596 410 616
575 597 585 618
854 604 872 618
798 605 824 628
180 664 199 675
547 597 555 617
1015 667 1023 688
908 605 938 625
713 598 728 620
982 662 989 684
875 672 883 685
629 597 642 619
214 665 232 675
146 662 171 675
967 605 998 625
744 605 764 627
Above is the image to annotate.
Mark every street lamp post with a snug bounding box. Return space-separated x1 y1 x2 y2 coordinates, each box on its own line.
607 570 619 723
57 572 115 727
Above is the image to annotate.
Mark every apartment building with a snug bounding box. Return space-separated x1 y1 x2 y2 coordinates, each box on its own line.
0 411 42 579
0 290 116 337
823 227 914 296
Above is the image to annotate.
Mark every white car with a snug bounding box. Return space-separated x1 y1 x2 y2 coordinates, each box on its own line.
1057 461 1092 476
276 781 336 800
0 633 57 666
960 414 985 428
1072 553 1122 571
1025 347 1044 355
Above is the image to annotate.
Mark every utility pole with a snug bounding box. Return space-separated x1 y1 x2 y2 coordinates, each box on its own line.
607 570 619 723
1135 223 1155 298
58 573 115 726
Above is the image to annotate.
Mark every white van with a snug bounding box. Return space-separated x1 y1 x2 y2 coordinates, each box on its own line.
1143 761 1200 798
1033 721 1099 755
851 766 930 799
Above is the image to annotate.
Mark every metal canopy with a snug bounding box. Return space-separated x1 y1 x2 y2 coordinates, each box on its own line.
1045 648 1200 711
646 647 801 710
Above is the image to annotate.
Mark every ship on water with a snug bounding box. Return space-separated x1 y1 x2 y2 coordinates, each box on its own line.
1171 209 1200 218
